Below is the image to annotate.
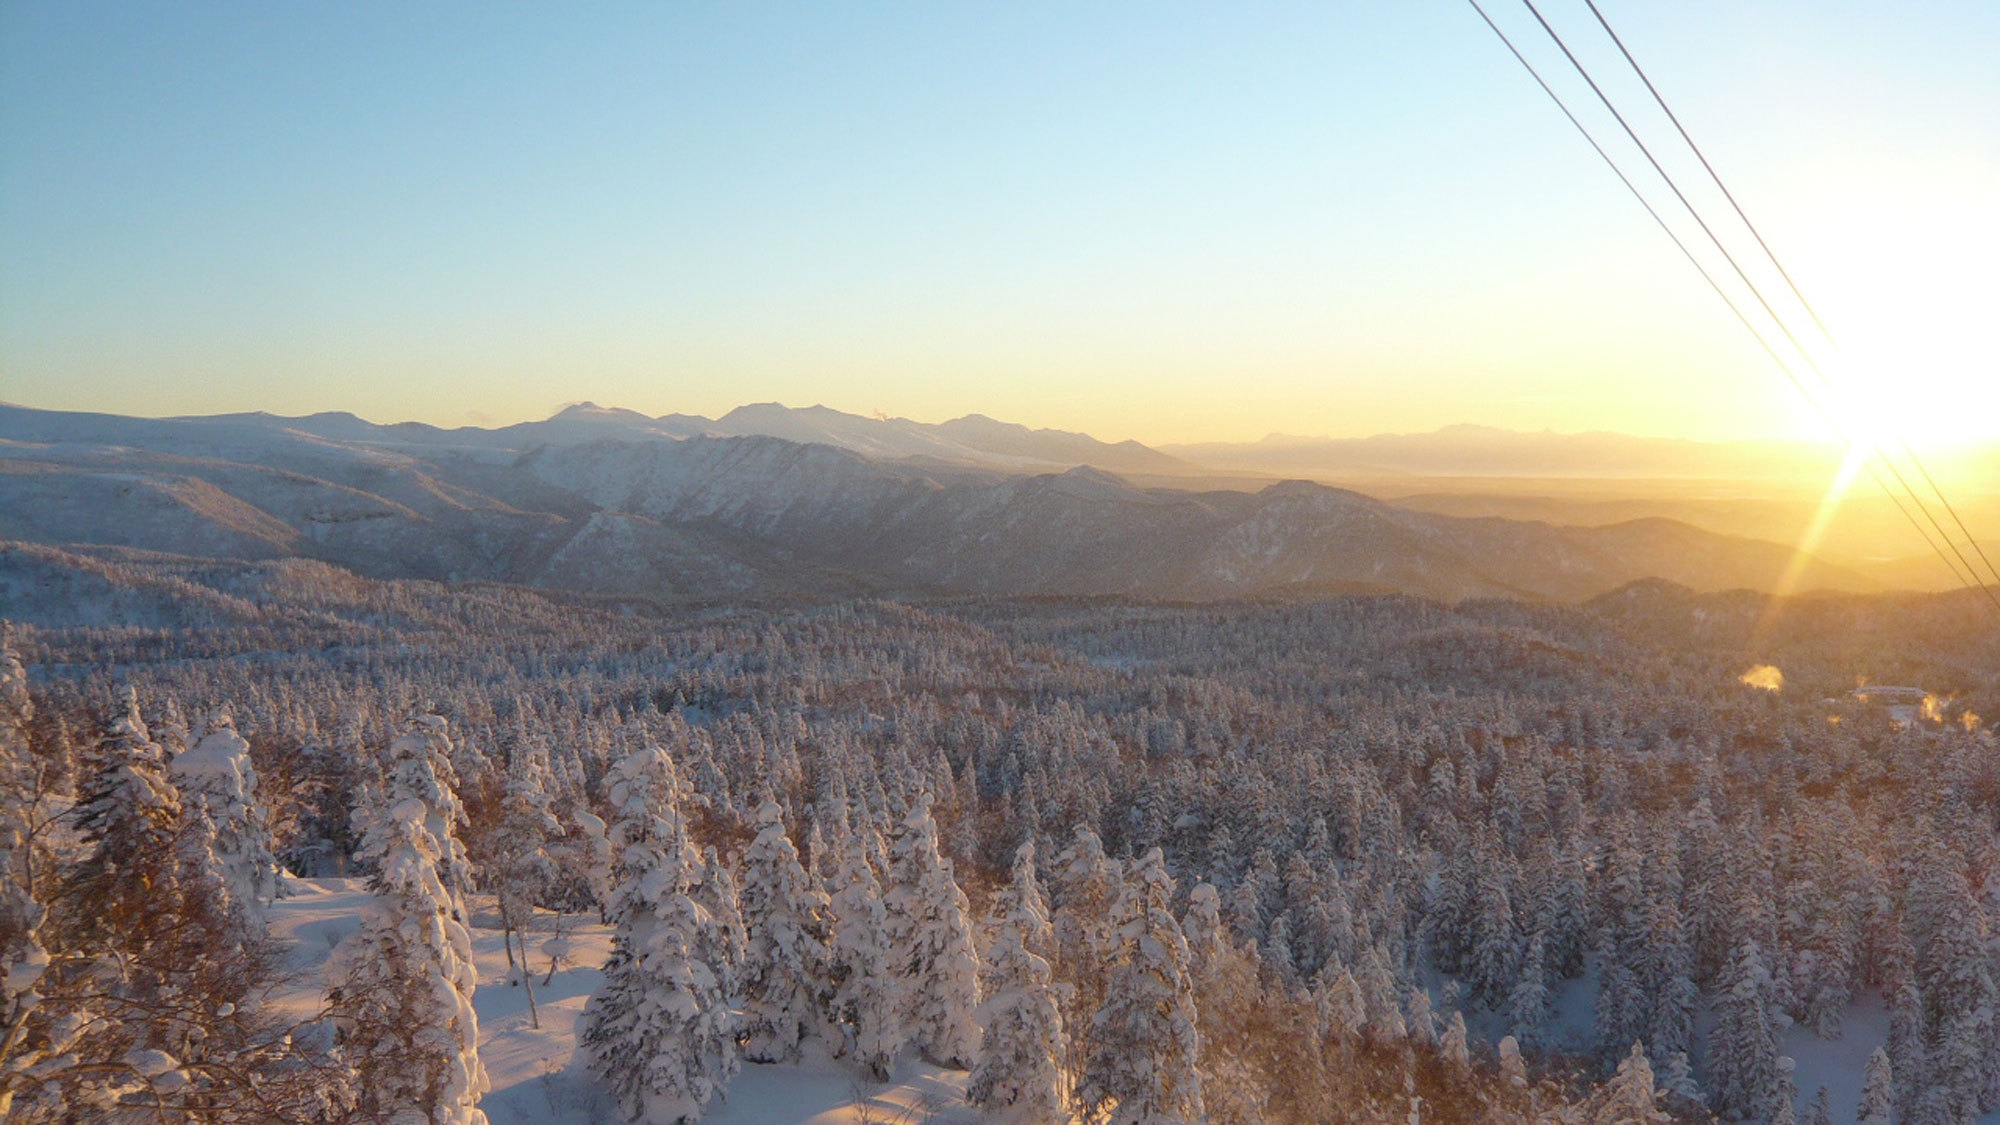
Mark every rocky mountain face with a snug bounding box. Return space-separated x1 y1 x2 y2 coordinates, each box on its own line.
0 402 1872 604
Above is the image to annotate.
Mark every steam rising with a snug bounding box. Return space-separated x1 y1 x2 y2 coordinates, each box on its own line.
1739 665 1784 692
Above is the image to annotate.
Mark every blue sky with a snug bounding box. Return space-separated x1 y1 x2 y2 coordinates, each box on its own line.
3 2 1995 442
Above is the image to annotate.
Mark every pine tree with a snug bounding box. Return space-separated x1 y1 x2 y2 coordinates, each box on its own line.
1183 882 1269 1125
1588 1041 1671 1124
739 799 835 1063
580 746 739 1125
485 742 564 965
1887 976 1927 1124
1441 1012 1470 1071
1055 824 1122 1078
968 842 1066 1122
1468 847 1520 1010
69 691 183 950
883 794 980 1068
1593 942 1647 1064
693 845 747 1001
1085 847 1203 1125
170 711 281 940
825 814 902 1078
326 714 489 1125
1856 1046 1892 1125
1804 1086 1831 1125
0 635 45 1117
1503 929 1551 1043
1708 930 1782 1121
1498 1035 1528 1086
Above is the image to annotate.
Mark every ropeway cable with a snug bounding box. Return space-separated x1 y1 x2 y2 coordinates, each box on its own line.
1464 0 2000 610
1573 0 2000 594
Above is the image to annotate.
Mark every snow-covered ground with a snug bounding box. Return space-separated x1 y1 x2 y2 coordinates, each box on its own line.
1452 956 2000 1125
269 878 975 1125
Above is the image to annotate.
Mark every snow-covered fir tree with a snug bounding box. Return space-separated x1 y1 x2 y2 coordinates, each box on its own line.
883 793 980 1068
825 811 903 1078
1584 1041 1671 1124
1856 1046 1892 1125
739 798 835 1064
326 714 489 1125
1085 847 1203 1125
170 711 280 939
580 746 739 1125
1708 927 1783 1121
969 841 1066 1122
0 635 45 1117
482 740 564 977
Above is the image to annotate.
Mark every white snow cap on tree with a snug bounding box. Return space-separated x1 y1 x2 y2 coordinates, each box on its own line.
825 812 903 1079
1588 1041 1671 1124
1856 1046 1892 1125
883 793 981 1069
0 633 46 1117
1086 847 1203 1125
1498 1035 1527 1086
739 798 835 1064
327 714 489 1125
969 841 1066 1122
581 746 740 1125
171 711 281 930
380 715 475 904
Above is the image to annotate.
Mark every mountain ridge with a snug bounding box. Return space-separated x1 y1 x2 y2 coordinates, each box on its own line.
0 401 1877 606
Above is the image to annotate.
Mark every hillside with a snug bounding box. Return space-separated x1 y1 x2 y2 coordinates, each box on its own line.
0 402 1877 605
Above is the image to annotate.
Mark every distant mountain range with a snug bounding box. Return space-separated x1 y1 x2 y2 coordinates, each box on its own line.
1161 423 1847 481
0 401 1878 604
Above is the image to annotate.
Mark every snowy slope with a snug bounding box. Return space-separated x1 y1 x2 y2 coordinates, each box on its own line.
268 879 978 1125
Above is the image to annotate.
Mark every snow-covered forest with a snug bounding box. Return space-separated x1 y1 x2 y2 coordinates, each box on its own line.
3 544 1998 1123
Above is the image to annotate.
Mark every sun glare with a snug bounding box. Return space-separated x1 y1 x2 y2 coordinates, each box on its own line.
1797 188 2000 452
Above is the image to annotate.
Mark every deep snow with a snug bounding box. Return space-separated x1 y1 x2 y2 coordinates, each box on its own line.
269 877 976 1125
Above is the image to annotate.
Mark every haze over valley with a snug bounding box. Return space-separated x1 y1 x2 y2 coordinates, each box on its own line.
8 398 1964 606
7 3 2000 1124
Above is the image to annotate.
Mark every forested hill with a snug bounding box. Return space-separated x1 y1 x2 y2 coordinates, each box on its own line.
3 548 1997 1121
0 402 1874 604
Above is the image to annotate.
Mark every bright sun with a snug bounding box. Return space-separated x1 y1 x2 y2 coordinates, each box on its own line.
1796 186 2000 451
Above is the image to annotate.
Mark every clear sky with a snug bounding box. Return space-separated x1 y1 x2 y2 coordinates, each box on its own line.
2 1 1995 445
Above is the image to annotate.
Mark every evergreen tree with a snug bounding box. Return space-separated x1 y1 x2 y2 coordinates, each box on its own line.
69 691 183 952
170 711 281 940
1503 929 1551 1043
1441 1012 1471 1071
1804 1086 1831 1125
0 635 45 1117
1498 1035 1528 1087
1085 848 1203 1125
326 715 489 1125
580 746 739 1125
1856 1046 1892 1125
825 814 902 1078
693 845 748 1001
883 794 980 1068
1708 930 1782 1122
1055 825 1122 1077
1588 1041 1672 1124
739 798 835 1063
1887 977 1927 1125
968 842 1066 1122
484 741 564 970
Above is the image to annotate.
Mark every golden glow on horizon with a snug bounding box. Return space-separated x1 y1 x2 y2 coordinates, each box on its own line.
1754 441 1872 640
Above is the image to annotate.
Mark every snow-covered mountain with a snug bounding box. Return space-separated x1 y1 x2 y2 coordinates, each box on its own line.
0 402 1874 604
